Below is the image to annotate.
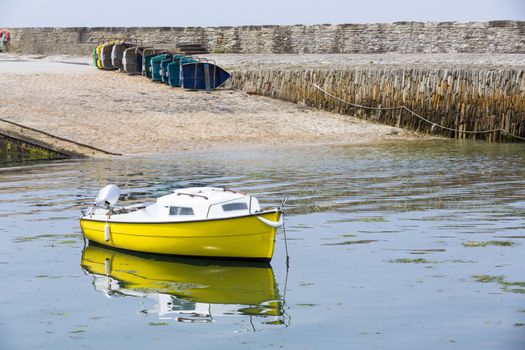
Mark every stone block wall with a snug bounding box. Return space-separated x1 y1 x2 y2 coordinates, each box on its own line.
6 21 525 55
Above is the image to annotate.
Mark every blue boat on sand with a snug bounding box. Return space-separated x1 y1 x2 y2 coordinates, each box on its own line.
181 62 231 90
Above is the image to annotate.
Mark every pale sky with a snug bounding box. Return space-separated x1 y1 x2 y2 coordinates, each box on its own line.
1 0 524 27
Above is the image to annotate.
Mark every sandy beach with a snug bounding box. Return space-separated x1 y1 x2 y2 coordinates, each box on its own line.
0 54 431 155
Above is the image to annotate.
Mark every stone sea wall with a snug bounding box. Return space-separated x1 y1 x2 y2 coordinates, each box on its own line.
7 21 525 55
5 22 525 142
231 68 525 141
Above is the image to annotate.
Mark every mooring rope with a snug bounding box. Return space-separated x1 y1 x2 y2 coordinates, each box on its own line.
312 83 525 141
279 194 290 269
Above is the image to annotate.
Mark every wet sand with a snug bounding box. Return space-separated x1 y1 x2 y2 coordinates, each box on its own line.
0 55 425 155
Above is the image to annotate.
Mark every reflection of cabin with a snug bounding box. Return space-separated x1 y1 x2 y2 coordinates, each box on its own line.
90 274 284 325
81 244 286 328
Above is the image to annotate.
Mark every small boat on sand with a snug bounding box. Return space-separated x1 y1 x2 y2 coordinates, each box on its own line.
181 61 231 90
160 55 180 83
94 44 104 68
150 53 172 81
80 185 284 261
142 49 167 78
111 42 134 70
167 56 196 87
100 43 118 70
122 46 145 75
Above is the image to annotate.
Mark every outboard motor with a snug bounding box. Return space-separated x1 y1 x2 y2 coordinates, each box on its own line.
95 184 120 208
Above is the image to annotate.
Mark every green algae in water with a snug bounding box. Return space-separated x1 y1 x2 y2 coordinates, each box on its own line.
299 282 314 287
149 322 169 326
473 275 503 283
14 233 81 243
58 240 78 245
295 303 319 307
472 275 525 293
463 241 514 247
35 275 63 279
500 281 525 288
505 288 525 294
449 259 477 264
409 249 446 254
354 217 388 223
323 239 378 246
390 258 436 264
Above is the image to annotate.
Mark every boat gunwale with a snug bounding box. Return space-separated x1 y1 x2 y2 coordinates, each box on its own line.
80 208 281 225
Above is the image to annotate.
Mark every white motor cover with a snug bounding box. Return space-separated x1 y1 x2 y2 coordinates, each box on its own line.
95 184 120 207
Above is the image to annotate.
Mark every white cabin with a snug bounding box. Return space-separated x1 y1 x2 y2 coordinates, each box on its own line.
88 187 262 223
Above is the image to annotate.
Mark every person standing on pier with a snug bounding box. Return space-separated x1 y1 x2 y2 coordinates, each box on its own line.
0 29 10 52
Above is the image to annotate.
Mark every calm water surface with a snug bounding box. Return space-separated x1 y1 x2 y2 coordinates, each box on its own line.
1 140 524 349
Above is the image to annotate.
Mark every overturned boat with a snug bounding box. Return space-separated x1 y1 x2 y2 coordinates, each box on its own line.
99 43 118 70
150 53 173 81
111 42 134 70
80 185 284 261
142 48 167 78
181 60 231 90
167 56 196 87
122 46 145 75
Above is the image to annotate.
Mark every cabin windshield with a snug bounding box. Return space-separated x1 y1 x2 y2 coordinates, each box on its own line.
222 202 248 211
169 206 194 215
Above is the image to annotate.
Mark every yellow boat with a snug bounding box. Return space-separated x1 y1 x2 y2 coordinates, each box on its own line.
95 44 104 69
80 186 284 261
81 244 283 321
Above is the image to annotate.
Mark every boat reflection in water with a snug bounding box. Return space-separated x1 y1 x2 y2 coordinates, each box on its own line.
81 244 287 327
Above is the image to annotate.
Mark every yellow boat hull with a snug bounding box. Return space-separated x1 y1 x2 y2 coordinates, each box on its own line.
80 211 281 261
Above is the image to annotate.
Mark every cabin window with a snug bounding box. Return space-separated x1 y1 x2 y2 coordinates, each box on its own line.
222 202 248 211
169 206 194 215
